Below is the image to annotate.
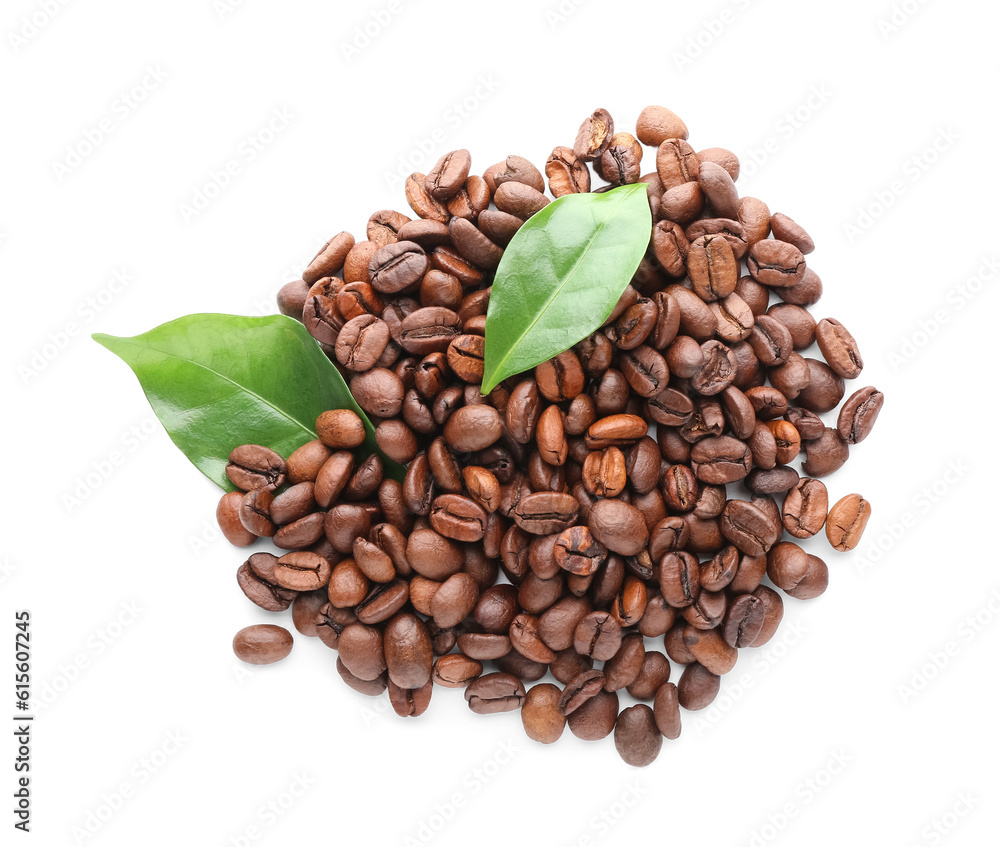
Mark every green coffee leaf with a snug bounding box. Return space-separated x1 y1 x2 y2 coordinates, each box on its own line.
93 313 402 490
481 183 651 392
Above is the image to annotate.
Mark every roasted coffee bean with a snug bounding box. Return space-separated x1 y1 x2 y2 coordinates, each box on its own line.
692 340 737 395
383 613 433 689
826 493 872 551
430 494 488 543
237 559 297 612
602 633 646 692
615 705 662 767
546 146 591 196
747 239 806 287
425 149 472 201
588 499 649 556
514 491 580 535
433 654 484 688
730 553 768 595
239 489 275 537
538 595 593 651
697 161 739 219
275 277 309 318
338 622 388 681
406 528 463 580
553 526 607 576
816 318 863 379
272 550 331 592
802 428 849 477
745 465 800 495
573 611 622 661
536 350 585 402
796 358 845 414
387 679 433 718
658 551 700 608
677 663 720 710
336 657 387 697
722 593 766 648
443 404 503 452
233 624 293 665
574 108 615 161
638 594 677 638
683 626 737 675
626 650 672 701
465 672 526 714
657 138 700 190
782 478 829 539
786 407 826 442
350 368 404 418
767 303 817 349
690 436 752 484
494 181 549 218
599 132 643 186
838 386 884 444
324 504 371 554
303 232 354 284
749 314 793 366
273 513 326 550
291 590 328 637
681 589 727 630
326 559 368 608
226 444 286 492
522 683 566 744
653 683 682 740
567 689 619 740
335 314 389 372
356 579 409 624
509 613 557 664
217 491 256 546
769 212 814 254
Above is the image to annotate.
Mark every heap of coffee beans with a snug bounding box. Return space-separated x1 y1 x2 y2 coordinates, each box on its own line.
221 105 883 767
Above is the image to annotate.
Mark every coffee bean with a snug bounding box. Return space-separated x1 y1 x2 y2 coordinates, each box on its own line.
574 611 622 661
826 493 872 552
217 491 257 546
769 212 814 254
747 239 806 287
233 624 293 665
433 653 484 688
816 318 863 379
356 579 409 624
599 132 643 186
588 499 649 556
653 683 682 739
574 108 615 161
838 386 884 444
615 705 662 767
443 404 502 452
567 689 619 740
677 663 720 710
781 478 829 539
522 683 566 744
690 436 752 484
722 593 765 648
273 551 332 592
237 559 296 612
465 672 526 714
426 149 472 201
546 146 591 196
239 489 275 537
802 428 849 477
514 491 580 535
404 174 449 223
656 138 700 190
796 359 845 414
226 444 286 492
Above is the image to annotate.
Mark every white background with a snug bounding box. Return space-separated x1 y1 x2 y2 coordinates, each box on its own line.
2 0 998 845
